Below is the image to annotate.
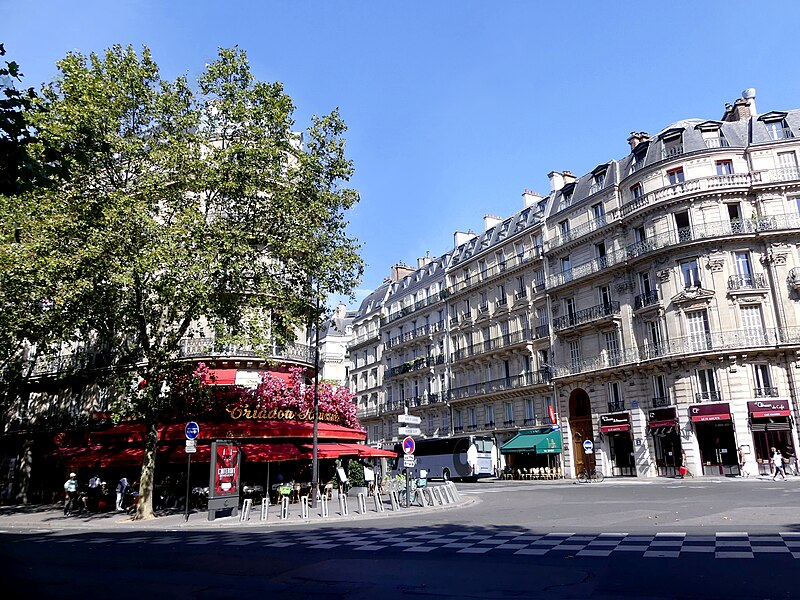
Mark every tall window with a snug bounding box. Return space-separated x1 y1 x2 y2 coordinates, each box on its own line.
740 304 766 345
468 407 477 429
608 382 624 410
639 271 652 294
525 398 535 424
765 118 791 140
592 202 605 221
681 258 701 288
599 285 612 309
715 160 733 176
653 375 668 405
485 405 495 427
516 275 526 299
559 220 570 238
498 284 507 305
734 251 752 277
595 242 607 268
687 310 711 351
569 340 581 366
667 167 685 185
496 250 507 271
565 298 576 325
515 242 525 261
504 401 514 426
696 368 719 401
454 409 463 432
646 320 663 357
753 364 774 397
630 182 643 199
605 330 620 364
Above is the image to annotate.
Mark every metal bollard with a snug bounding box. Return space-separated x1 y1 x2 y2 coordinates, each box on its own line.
389 490 400 511
320 495 329 518
372 490 384 512
300 496 309 520
240 498 252 522
338 493 349 516
280 496 289 520
357 492 367 514
448 482 461 502
419 487 429 507
260 498 269 521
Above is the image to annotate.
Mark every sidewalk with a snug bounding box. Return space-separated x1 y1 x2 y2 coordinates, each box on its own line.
0 483 472 533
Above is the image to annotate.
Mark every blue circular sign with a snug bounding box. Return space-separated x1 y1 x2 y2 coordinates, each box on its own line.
582 439 594 452
185 421 200 440
402 436 415 454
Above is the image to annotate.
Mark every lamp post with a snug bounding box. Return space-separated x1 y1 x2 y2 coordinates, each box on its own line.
311 288 321 509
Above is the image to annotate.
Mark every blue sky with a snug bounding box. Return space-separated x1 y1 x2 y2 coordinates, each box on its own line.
5 1 800 310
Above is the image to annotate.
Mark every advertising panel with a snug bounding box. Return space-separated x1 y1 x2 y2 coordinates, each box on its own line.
209 441 241 500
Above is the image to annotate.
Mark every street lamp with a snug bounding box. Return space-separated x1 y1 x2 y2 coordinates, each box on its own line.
311 288 321 509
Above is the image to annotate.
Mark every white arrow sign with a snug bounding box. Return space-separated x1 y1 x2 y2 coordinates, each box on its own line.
398 426 421 436
398 414 422 425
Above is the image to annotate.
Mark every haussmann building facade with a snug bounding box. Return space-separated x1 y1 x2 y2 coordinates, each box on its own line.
349 89 800 480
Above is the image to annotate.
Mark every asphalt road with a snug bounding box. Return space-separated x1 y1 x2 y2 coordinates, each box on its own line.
3 477 799 599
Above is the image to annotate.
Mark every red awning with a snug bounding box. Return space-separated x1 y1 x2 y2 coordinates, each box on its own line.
241 443 309 462
299 442 396 459
751 410 791 419
159 420 366 442
648 420 677 429
600 424 630 433
168 444 212 463
356 446 397 458
691 413 731 423
201 368 238 386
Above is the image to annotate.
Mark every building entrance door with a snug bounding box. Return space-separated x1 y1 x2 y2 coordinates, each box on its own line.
568 389 594 475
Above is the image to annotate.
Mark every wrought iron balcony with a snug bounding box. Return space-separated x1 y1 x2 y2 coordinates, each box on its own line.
754 387 779 398
454 426 464 433
385 354 445 378
484 421 496 429
607 400 625 412
380 289 449 326
661 144 684 159
704 137 730 148
178 337 314 365
634 290 660 310
652 396 670 407
503 420 516 427
450 371 552 401
451 328 532 362
695 391 722 402
534 324 550 339
728 273 767 291
523 418 536 426
553 301 620 332
546 211 614 251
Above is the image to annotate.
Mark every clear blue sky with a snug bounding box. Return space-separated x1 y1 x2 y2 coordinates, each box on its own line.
5 1 800 310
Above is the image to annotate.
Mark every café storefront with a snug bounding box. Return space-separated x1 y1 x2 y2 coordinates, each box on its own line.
599 412 635 477
748 399 796 476
647 406 682 477
689 402 739 476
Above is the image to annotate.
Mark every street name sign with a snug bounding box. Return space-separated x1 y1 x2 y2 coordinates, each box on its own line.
403 454 416 468
185 439 197 454
398 414 422 425
398 426 421 436
402 436 416 454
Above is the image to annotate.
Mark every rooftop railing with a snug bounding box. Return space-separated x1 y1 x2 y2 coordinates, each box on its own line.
179 337 314 365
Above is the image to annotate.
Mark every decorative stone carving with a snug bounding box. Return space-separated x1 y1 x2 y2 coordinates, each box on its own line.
657 269 672 283
706 253 725 273
671 287 715 309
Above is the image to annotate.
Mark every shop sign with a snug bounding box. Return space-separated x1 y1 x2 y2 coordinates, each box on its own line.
689 402 731 422
647 406 678 429
225 403 342 424
209 441 240 499
599 412 630 433
747 399 791 419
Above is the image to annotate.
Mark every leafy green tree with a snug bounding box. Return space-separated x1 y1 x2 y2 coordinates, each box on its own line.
6 45 362 519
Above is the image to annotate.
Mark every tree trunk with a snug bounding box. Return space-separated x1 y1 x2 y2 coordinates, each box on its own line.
133 418 158 520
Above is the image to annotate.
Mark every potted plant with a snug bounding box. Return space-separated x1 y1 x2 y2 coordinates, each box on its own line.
347 460 368 497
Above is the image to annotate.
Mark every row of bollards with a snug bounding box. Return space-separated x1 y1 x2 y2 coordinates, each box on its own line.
237 482 461 524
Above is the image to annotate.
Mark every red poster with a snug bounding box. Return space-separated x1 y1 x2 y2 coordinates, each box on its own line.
214 443 240 496
548 405 557 424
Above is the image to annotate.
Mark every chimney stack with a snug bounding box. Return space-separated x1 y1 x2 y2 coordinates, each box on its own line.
562 171 577 185
722 89 756 122
522 189 542 208
390 262 415 282
454 230 477 248
484 214 502 231
548 171 565 192
417 253 432 269
627 131 650 151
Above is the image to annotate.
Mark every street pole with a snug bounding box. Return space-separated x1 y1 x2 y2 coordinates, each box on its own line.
184 453 191 522
311 289 321 509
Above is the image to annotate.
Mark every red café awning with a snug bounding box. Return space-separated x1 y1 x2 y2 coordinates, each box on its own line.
690 402 731 423
748 400 791 419
160 420 367 442
299 442 397 459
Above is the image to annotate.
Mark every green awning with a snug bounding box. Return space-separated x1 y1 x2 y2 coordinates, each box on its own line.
501 429 562 454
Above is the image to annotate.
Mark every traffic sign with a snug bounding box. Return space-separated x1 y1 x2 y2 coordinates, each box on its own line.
398 426 421 436
398 414 422 425
402 436 415 454
583 439 594 454
185 439 197 454
403 454 416 468
185 421 200 440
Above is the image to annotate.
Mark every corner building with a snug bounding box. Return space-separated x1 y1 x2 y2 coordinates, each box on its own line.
350 89 800 479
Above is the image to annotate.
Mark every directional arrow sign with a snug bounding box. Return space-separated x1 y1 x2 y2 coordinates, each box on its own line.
398 414 422 425
398 426 421 436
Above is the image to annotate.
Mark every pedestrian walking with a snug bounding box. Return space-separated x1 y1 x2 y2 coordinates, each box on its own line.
116 477 129 511
738 446 749 478
63 472 79 516
771 448 786 481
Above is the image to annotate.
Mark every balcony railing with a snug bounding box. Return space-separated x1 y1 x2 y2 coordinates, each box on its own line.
446 246 544 295
546 211 615 251
503 419 516 427
652 396 670 407
546 247 628 290
634 290 660 310
26 349 113 377
450 371 551 401
704 137 730 148
451 328 532 362
728 273 768 291
553 301 620 332
386 322 444 350
385 354 445 378
661 144 684 159
179 337 314 364
754 387 779 398
607 400 625 412
523 418 536 426
381 289 449 326
484 421 496 429
356 407 379 418
695 391 722 402
534 324 550 339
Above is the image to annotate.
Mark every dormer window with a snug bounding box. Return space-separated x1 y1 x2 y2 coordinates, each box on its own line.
661 129 684 159
696 121 728 148
589 164 608 194
759 112 793 140
629 143 649 174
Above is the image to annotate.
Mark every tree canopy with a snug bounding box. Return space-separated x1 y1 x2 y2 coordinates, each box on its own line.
1 45 363 518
